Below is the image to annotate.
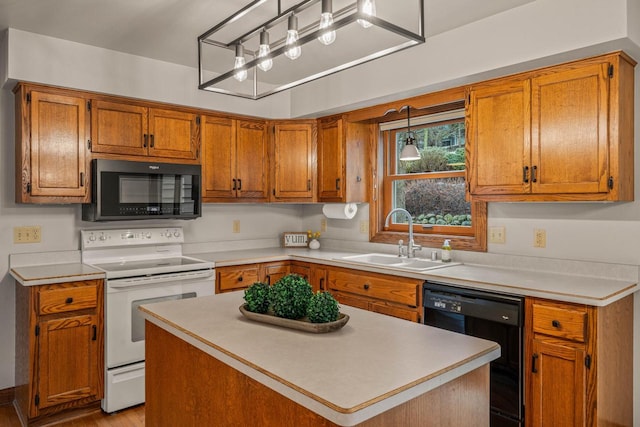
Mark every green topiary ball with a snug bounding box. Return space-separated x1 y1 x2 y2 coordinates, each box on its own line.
243 282 271 314
307 291 340 323
270 274 313 319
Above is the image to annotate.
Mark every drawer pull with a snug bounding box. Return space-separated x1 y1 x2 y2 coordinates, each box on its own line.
65 297 74 304
363 283 370 290
238 276 244 283
552 320 560 328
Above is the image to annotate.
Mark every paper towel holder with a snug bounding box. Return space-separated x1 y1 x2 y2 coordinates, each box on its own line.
322 203 358 220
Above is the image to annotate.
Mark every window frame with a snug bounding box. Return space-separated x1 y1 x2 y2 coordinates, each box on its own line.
368 94 487 252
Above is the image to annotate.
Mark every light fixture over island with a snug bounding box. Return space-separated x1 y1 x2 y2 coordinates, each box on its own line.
140 292 499 426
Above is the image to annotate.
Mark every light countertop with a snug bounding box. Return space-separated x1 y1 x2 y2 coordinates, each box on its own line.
192 248 638 306
10 262 105 286
139 291 500 426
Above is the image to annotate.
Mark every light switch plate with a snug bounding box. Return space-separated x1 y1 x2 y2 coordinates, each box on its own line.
14 226 41 243
534 229 546 248
489 226 505 244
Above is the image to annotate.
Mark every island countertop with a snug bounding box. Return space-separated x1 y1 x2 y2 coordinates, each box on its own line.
139 291 500 426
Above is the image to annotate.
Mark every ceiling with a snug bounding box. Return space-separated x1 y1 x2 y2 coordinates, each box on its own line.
0 0 532 71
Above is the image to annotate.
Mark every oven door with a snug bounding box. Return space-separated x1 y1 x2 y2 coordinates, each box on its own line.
105 274 214 369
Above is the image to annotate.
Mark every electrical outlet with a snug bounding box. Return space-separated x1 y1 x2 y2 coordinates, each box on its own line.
320 218 327 233
359 220 368 234
489 226 506 244
534 229 546 248
14 226 41 243
232 220 240 233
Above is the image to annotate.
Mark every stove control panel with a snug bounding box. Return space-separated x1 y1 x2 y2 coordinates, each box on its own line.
81 227 184 249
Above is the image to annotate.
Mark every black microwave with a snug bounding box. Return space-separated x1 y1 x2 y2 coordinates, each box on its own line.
82 159 202 221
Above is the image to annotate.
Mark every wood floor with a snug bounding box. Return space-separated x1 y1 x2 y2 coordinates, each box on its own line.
0 404 145 426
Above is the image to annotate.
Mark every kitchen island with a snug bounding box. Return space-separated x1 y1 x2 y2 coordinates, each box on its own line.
139 292 500 426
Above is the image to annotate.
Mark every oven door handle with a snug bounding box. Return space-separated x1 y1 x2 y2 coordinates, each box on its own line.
107 270 214 289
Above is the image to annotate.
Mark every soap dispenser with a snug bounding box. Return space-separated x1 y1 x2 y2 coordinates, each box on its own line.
441 239 452 263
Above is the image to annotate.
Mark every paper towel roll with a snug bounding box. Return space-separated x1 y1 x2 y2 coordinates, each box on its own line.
322 203 357 219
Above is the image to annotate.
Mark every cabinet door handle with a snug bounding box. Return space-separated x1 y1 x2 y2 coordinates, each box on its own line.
232 178 237 191
532 165 538 183
552 319 560 328
319 277 325 291
150 134 155 148
65 297 74 304
238 179 242 191
532 353 538 373
307 179 311 191
336 178 341 190
363 283 370 290
143 134 148 148
523 166 529 183
92 325 97 341
80 172 84 187
265 275 271 286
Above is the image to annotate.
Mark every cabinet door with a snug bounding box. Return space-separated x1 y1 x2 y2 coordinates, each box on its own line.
28 91 88 199
37 314 100 410
272 123 315 201
91 99 148 156
467 78 531 195
309 265 328 293
261 262 291 286
318 118 344 201
290 263 310 281
148 108 200 160
531 63 610 194
202 116 236 200
529 339 585 427
236 120 269 200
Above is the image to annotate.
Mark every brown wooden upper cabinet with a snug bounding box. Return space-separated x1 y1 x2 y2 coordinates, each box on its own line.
467 52 635 201
317 116 370 203
202 116 269 202
91 99 200 162
14 84 90 203
271 121 317 202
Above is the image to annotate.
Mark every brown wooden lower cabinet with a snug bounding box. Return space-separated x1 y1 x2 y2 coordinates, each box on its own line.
525 295 633 426
327 267 421 322
14 279 104 425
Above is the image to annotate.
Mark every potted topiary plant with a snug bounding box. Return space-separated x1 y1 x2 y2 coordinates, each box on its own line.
307 291 339 323
243 282 270 314
270 274 313 319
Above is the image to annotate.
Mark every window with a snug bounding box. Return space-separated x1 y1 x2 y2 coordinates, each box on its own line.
370 99 487 252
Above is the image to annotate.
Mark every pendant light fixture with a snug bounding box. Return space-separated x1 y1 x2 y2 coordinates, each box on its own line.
257 30 273 71
284 14 302 60
399 106 421 161
318 0 336 45
357 0 376 28
233 44 248 82
198 0 425 100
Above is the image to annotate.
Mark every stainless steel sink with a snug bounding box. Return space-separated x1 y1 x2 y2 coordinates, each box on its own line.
337 253 458 271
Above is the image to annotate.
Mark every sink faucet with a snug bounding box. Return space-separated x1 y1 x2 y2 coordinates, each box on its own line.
384 208 422 258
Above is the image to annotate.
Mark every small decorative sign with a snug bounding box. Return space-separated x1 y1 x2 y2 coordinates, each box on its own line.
282 232 308 248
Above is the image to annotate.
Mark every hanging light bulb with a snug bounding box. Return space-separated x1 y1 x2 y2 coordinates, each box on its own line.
318 0 336 45
284 14 302 60
357 0 377 28
400 106 421 161
233 44 248 82
257 30 273 72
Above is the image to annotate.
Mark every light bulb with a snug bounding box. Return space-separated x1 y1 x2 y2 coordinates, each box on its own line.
318 0 336 45
233 44 247 82
357 0 376 28
257 30 273 72
284 15 302 60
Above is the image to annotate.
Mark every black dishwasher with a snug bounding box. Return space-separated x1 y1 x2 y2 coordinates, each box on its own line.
423 281 524 427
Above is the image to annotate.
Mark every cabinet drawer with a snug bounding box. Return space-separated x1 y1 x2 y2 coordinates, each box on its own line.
532 301 588 343
370 301 419 322
217 266 260 293
38 281 99 315
328 269 418 307
332 291 370 311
